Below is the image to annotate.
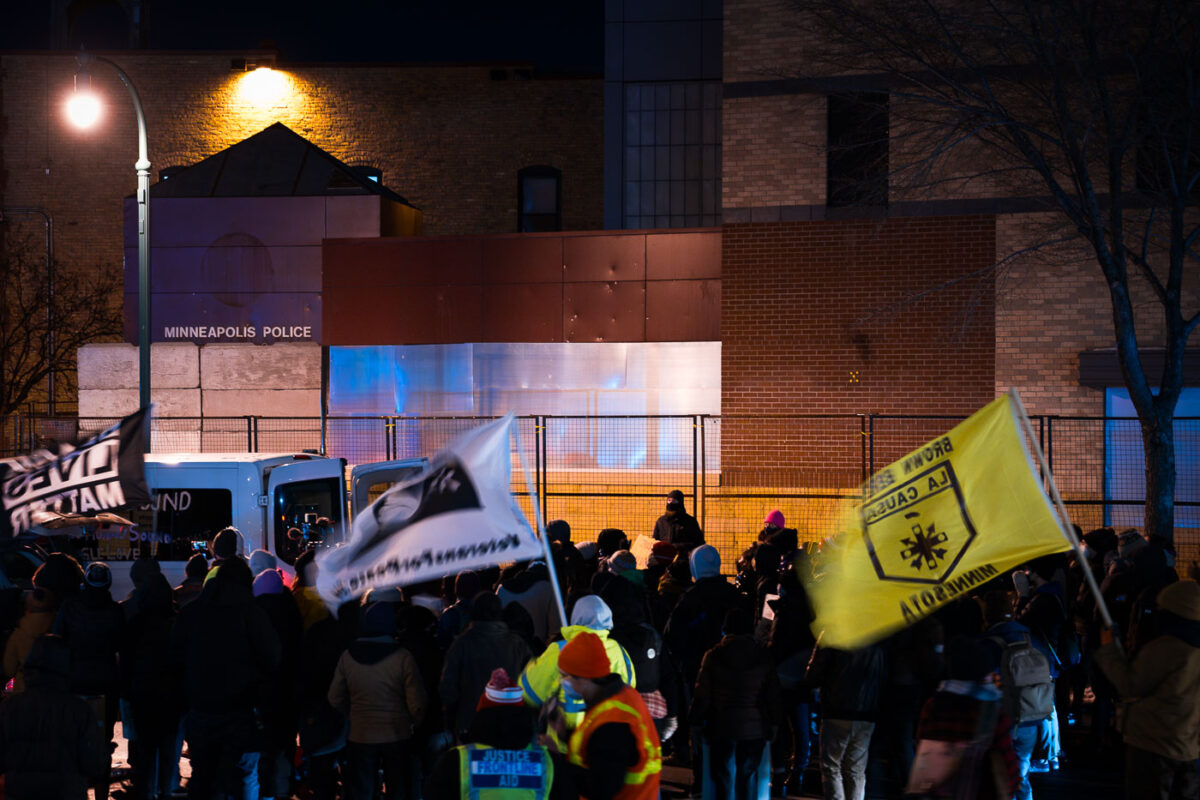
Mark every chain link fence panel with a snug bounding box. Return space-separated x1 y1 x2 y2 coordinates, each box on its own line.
3 411 1196 572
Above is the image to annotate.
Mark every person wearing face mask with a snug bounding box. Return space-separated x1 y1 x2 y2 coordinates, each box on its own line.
548 632 661 800
652 491 704 553
519 596 635 749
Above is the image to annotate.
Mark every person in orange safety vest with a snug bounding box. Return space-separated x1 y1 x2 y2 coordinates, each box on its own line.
547 631 661 800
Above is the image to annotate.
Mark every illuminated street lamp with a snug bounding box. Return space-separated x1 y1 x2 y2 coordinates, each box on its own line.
67 53 152 431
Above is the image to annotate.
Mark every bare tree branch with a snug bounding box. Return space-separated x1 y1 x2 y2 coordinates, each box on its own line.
0 232 123 417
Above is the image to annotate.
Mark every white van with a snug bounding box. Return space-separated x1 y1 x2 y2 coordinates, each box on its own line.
68 453 425 598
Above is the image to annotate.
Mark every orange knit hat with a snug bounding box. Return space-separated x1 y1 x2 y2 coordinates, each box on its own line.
558 631 611 679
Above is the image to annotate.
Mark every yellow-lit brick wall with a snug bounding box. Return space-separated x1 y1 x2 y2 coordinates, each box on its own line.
0 52 602 291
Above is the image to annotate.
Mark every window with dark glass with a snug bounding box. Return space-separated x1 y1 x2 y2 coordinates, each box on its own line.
101 488 235 562
518 166 562 232
622 81 722 229
274 477 344 566
827 93 889 207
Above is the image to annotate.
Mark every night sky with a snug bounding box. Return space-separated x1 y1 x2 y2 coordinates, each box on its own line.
0 0 604 74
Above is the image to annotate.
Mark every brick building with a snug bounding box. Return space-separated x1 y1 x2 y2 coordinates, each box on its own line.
2 3 1196 545
0 49 603 324
710 0 1198 427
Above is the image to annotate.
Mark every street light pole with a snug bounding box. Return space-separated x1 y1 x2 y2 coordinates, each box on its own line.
73 52 152 421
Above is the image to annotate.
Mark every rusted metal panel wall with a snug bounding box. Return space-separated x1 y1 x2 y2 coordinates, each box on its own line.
322 228 721 345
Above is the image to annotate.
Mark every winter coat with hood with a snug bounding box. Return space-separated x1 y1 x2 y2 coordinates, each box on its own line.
54 583 125 696
806 642 887 721
328 604 427 745
120 572 181 737
1094 583 1200 763
253 571 305 742
170 562 282 715
497 561 561 644
691 632 782 740
664 546 744 682
440 594 533 737
0 636 108 800
519 595 635 729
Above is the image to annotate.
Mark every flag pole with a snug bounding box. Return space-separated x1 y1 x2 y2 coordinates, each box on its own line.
513 416 568 629
1008 389 1119 643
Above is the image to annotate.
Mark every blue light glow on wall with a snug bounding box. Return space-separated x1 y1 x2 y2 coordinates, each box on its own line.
1104 387 1199 529
328 342 720 469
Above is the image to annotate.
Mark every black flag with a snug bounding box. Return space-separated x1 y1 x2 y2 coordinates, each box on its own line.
0 407 152 539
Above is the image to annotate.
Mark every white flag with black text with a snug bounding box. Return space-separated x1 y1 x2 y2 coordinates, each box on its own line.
1 408 152 538
316 413 542 605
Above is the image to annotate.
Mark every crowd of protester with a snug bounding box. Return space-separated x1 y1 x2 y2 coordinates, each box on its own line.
0 491 1197 800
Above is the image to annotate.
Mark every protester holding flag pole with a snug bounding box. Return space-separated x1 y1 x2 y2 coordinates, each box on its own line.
1008 391 1119 644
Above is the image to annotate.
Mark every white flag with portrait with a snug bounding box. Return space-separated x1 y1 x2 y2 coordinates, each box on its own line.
316 413 542 605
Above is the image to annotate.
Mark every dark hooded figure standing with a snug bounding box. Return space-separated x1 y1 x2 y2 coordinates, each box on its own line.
54 561 125 800
652 490 704 553
171 557 281 800
121 569 182 800
440 592 533 743
0 634 108 800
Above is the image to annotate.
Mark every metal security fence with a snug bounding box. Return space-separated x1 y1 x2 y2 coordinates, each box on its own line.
3 412 1197 571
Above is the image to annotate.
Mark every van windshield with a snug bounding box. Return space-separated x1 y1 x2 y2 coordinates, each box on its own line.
274 478 343 566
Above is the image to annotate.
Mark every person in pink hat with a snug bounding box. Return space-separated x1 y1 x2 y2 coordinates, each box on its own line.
761 510 785 540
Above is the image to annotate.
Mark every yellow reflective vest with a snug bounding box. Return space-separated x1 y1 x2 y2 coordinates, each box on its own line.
519 625 636 732
457 742 554 800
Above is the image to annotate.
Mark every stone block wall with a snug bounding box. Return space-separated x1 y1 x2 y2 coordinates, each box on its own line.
78 342 321 451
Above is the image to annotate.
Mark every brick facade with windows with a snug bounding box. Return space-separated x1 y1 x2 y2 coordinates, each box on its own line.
0 52 602 285
718 0 1189 424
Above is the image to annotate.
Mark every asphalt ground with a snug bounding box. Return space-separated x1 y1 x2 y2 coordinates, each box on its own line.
97 718 1125 799
658 720 1125 800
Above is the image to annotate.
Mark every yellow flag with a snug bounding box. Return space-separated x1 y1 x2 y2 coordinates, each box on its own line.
806 392 1071 649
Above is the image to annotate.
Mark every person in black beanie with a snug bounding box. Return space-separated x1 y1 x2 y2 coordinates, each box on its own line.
546 520 572 545
652 490 703 552
175 553 208 609
210 527 243 566
172 557 281 800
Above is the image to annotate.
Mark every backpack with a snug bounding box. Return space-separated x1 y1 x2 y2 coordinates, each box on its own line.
990 634 1054 724
612 622 663 693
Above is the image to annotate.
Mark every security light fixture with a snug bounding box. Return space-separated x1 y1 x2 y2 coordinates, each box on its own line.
66 60 102 128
